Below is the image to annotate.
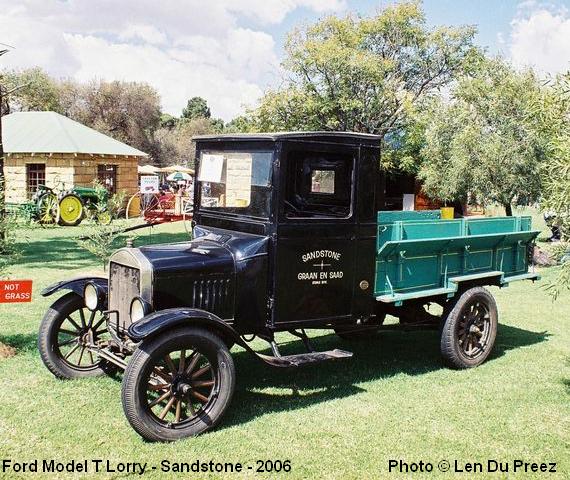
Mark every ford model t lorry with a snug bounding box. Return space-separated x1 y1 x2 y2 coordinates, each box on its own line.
38 132 540 441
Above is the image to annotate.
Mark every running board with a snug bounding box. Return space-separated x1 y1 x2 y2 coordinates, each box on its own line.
257 349 353 368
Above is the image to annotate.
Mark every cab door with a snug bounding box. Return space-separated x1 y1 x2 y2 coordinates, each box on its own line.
272 143 358 326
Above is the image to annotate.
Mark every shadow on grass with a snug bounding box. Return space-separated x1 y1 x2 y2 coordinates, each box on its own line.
0 323 548 427
18 227 190 270
220 324 548 429
21 238 93 267
135 229 190 246
0 333 37 354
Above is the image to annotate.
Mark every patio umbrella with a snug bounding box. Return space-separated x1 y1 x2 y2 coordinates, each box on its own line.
138 164 159 174
162 165 195 174
166 171 192 181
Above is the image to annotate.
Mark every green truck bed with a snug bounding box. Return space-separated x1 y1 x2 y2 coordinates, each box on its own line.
374 211 540 304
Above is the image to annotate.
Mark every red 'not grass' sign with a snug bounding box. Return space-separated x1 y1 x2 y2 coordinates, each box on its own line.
0 280 33 303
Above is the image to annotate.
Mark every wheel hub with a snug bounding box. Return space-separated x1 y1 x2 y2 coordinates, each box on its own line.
458 301 491 358
171 376 192 398
79 329 95 345
469 324 482 336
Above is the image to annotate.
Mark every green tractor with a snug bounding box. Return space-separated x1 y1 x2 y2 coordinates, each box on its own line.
32 184 112 226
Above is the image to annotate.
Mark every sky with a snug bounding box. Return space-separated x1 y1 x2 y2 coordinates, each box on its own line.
1 0 569 121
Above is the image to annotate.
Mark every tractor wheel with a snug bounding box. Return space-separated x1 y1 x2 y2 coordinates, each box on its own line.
36 192 59 225
58 193 84 226
440 287 498 369
121 327 235 442
96 210 112 225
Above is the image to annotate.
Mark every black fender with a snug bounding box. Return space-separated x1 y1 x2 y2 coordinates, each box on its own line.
127 308 294 368
128 308 247 347
41 276 108 299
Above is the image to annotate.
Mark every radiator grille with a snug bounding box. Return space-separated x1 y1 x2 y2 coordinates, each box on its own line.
108 262 140 330
190 278 232 318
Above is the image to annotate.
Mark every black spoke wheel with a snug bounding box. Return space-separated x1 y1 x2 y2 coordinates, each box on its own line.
121 327 235 442
38 292 112 379
440 287 498 369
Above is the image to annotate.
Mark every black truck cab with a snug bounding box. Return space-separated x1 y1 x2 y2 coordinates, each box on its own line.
189 132 383 334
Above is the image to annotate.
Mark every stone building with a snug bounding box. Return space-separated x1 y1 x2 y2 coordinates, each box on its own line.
2 111 147 203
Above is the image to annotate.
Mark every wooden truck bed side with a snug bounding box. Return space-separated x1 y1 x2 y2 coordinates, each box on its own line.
374 211 540 304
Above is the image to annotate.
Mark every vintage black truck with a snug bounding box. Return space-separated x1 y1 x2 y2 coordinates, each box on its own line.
38 132 539 441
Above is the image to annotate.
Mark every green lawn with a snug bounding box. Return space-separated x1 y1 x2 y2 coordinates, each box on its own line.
0 218 568 479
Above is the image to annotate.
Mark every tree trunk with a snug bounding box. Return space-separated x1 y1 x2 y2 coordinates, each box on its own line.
0 87 5 242
504 203 513 216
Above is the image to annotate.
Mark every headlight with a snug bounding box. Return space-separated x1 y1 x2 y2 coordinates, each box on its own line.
84 282 105 311
130 296 151 323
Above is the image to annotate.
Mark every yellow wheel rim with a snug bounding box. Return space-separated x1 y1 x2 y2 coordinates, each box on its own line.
39 194 58 223
97 211 112 225
127 194 141 218
59 196 83 224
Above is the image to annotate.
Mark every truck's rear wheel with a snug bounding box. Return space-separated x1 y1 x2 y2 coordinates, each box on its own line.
121 327 235 442
440 287 498 369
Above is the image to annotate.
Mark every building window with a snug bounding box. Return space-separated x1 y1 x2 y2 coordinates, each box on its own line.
26 163 46 198
97 164 118 194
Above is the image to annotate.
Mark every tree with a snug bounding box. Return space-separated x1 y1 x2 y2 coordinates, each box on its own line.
153 117 218 167
0 66 225 167
78 222 130 270
254 1 478 148
0 52 30 246
538 74 570 238
152 127 180 166
1 68 61 113
73 80 162 156
536 73 570 296
159 113 178 130
224 114 257 133
210 117 225 133
418 57 545 215
174 118 217 167
181 96 210 120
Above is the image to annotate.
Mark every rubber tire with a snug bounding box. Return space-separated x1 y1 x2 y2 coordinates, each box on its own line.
38 292 108 379
121 327 235 442
440 287 498 369
58 193 84 226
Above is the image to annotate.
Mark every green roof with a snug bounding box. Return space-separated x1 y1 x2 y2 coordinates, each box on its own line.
1 111 148 156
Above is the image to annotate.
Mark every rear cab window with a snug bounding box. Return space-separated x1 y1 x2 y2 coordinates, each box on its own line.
284 150 354 219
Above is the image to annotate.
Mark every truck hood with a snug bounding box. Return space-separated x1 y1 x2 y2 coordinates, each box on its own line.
108 227 269 323
133 226 269 318
137 226 269 275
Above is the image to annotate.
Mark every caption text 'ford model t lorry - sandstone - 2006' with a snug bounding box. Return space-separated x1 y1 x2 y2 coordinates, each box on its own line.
38 132 539 441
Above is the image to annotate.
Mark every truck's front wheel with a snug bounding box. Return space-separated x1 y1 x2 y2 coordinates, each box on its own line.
121 327 235 442
440 287 498 369
38 292 112 379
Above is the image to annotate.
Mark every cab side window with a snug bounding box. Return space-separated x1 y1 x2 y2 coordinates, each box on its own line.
284 150 353 218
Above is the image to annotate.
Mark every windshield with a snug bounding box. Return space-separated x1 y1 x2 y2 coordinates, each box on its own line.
198 150 273 219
